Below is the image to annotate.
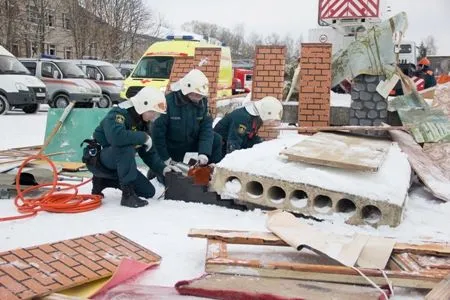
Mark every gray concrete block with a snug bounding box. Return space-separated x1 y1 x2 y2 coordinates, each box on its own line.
212 169 406 227
368 110 378 119
364 101 376 109
376 101 388 110
351 101 363 110
355 110 367 119
367 83 378 92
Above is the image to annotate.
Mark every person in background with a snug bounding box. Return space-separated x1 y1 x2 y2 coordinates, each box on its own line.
214 96 283 158
416 57 437 89
82 87 180 208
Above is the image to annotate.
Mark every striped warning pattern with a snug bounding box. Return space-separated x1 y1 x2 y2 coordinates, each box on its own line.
319 0 379 19
0 231 161 300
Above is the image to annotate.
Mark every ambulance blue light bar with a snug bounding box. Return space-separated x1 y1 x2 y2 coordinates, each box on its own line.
166 35 198 41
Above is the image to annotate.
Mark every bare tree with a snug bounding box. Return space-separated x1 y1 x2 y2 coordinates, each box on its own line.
424 35 437 56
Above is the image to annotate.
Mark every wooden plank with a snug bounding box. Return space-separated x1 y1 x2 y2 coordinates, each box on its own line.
205 248 446 289
188 229 450 256
425 274 450 300
279 132 391 172
390 130 450 202
176 273 385 300
410 254 450 270
269 125 409 132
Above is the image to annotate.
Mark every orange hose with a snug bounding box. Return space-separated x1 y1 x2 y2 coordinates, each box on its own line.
0 154 102 222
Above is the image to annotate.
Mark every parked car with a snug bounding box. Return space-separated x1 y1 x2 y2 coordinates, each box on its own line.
69 59 124 106
19 57 102 108
0 46 47 115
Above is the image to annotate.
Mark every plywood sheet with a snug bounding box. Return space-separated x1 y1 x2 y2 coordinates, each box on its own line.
390 130 450 202
0 231 161 300
426 274 450 300
280 132 391 172
176 273 385 300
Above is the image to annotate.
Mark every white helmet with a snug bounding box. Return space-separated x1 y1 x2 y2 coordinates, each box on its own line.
178 69 209 97
254 96 283 121
130 86 167 115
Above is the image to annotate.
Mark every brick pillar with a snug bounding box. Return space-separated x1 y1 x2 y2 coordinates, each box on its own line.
193 47 222 118
298 43 332 130
251 45 286 140
167 56 195 93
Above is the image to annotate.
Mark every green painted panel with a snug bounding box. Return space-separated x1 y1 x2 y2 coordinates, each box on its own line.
43 108 108 162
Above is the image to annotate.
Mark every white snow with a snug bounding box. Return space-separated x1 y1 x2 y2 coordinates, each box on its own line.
0 109 448 300
330 91 351 107
217 135 411 206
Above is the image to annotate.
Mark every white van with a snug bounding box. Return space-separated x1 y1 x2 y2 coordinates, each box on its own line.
19 58 103 108
0 46 47 115
68 59 124 107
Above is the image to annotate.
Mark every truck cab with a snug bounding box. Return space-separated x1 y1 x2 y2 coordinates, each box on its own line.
19 57 102 108
0 46 47 115
120 35 233 100
68 59 124 107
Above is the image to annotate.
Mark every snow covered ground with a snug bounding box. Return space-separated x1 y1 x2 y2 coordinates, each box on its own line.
0 110 449 299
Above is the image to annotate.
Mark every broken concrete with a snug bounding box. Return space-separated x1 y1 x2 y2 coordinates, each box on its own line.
212 136 410 227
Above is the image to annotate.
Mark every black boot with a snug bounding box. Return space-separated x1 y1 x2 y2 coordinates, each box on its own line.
92 176 120 197
120 184 148 208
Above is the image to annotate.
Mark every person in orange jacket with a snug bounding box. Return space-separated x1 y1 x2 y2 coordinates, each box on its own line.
416 57 437 89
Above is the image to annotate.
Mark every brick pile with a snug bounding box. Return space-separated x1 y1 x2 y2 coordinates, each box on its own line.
298 43 332 131
251 45 286 140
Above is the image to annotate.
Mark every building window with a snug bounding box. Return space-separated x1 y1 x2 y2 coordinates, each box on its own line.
65 47 72 59
47 11 55 27
62 13 71 29
47 44 56 56
27 5 39 24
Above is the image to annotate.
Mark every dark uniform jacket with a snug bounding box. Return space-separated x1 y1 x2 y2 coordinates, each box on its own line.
416 67 437 89
152 91 214 161
93 106 165 174
214 107 263 154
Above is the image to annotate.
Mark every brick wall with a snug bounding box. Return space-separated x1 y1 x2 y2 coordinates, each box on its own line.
166 48 221 117
251 45 286 140
298 43 332 129
167 57 195 92
193 48 222 117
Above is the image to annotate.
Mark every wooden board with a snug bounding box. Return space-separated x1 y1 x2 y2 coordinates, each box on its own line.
188 229 450 256
423 143 450 181
280 132 391 172
176 273 385 300
189 229 450 289
426 274 450 300
0 231 161 300
390 130 450 202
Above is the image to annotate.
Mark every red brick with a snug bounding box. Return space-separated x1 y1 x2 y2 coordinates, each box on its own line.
275 65 285 71
307 104 321 110
74 265 97 279
97 260 117 272
53 243 77 256
0 287 19 300
301 109 313 115
73 254 102 271
302 64 315 69
259 71 269 76
11 249 32 259
308 69 322 75
257 81 269 87
0 275 26 293
269 82 281 88
264 65 276 71
258 48 271 54
301 121 313 127
2 265 28 281
259 132 269 138
320 115 330 121
49 261 78 278
322 69 331 76
315 75 328 81
299 115 309 121
308 115 319 121
301 87 314 93
22 278 50 294
262 87 274 93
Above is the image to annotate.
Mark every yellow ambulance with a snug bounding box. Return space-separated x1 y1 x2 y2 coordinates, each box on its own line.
120 35 233 100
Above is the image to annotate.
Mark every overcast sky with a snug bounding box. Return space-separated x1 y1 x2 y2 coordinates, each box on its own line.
147 0 450 55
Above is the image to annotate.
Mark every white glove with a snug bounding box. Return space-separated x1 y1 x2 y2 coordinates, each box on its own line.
144 135 152 152
198 154 209 166
163 165 182 175
164 158 173 166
